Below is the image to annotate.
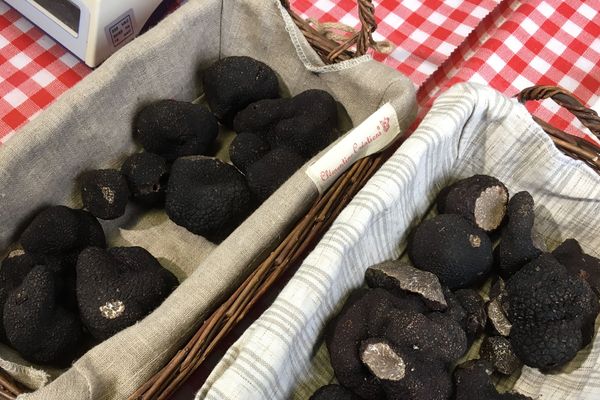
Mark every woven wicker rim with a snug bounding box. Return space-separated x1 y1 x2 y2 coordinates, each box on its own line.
517 85 600 172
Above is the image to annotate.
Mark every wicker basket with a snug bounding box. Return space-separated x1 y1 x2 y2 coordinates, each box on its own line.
0 0 404 399
198 81 600 399
0 1 599 399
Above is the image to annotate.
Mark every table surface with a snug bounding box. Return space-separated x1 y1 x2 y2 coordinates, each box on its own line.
0 0 599 398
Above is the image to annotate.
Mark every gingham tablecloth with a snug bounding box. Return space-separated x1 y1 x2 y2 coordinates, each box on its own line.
2 0 598 142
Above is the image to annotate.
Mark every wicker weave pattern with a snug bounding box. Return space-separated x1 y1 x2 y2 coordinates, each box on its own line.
518 86 600 172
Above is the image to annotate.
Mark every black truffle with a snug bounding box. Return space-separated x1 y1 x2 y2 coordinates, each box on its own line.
234 89 339 159
202 56 280 125
76 246 178 340
165 157 252 240
0 251 36 341
20 206 106 258
506 253 599 371
134 100 218 161
245 148 305 202
553 238 600 297
480 335 522 375
454 360 532 400
327 288 466 400
309 384 360 400
437 175 509 232
407 214 493 289
494 192 542 278
4 265 83 365
121 152 169 206
21 205 81 255
80 169 130 220
229 132 270 173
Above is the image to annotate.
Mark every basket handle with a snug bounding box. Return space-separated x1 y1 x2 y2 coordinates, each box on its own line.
517 85 600 172
280 0 377 63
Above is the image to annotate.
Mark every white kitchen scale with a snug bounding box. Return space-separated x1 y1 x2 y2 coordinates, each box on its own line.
5 0 166 67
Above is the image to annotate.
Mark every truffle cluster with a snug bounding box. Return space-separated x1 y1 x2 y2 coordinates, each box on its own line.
232 89 339 201
325 261 476 400
94 56 342 240
314 174 600 399
0 205 178 366
0 56 342 370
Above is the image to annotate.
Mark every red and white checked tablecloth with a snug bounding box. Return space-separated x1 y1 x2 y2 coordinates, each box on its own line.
0 0 599 143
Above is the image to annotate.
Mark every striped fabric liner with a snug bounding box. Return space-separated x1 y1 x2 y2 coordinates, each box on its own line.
198 83 600 400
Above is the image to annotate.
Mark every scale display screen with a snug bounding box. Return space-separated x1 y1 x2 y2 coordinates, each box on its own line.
30 0 80 34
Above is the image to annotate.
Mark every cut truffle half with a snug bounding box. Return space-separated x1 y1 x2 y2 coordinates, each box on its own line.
165 156 253 241
202 56 280 125
121 152 169 206
134 100 218 161
80 169 130 220
407 214 493 289
365 260 447 311
437 175 509 232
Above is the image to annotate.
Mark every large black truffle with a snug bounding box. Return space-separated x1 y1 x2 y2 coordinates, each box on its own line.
165 157 253 240
4 265 83 365
310 384 360 400
494 191 542 278
121 152 169 206
19 206 106 313
80 169 130 220
407 214 493 289
202 56 280 125
437 175 509 232
553 238 600 297
506 253 599 371
245 147 306 202
454 360 532 400
134 100 218 161
20 206 106 260
21 205 80 255
76 246 178 340
234 89 339 159
229 132 270 173
327 288 466 400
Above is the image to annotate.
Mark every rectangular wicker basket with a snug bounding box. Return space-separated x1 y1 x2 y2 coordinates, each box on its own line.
0 0 416 399
198 82 600 400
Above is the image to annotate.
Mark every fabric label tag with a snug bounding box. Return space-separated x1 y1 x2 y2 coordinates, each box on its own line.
306 103 400 193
